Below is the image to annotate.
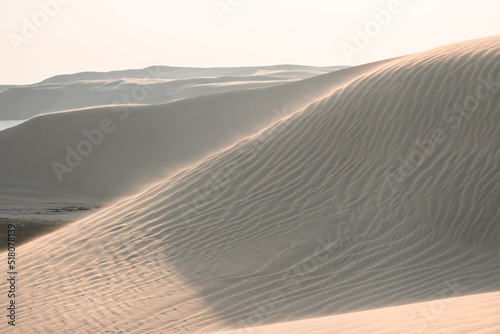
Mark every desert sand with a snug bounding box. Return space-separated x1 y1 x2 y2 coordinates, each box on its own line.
213 291 500 334
0 65 343 120
1 36 499 333
0 62 378 203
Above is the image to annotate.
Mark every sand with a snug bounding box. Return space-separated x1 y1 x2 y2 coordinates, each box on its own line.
213 291 500 334
0 203 100 248
0 65 343 120
0 62 379 204
1 36 499 333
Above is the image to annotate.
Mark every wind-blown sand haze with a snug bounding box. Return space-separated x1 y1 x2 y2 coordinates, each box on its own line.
0 65 343 120
0 63 377 204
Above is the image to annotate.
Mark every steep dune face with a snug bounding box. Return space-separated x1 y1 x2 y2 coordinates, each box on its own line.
0 65 343 120
0 62 380 204
9 37 500 333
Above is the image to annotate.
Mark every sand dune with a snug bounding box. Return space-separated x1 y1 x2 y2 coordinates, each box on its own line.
0 62 378 204
0 65 343 120
40 65 340 84
6 36 500 333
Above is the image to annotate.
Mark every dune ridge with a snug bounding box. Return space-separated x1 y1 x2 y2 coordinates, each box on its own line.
5 36 500 333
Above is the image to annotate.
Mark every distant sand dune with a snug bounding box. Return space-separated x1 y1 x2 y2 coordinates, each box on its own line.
4 36 500 333
0 65 344 120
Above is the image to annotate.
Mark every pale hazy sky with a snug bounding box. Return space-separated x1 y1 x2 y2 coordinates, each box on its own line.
1 0 499 84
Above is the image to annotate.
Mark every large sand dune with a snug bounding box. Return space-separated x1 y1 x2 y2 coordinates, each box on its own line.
0 65 343 120
6 36 500 333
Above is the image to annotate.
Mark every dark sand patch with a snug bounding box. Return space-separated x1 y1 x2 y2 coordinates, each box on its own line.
0 218 73 248
0 204 101 249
